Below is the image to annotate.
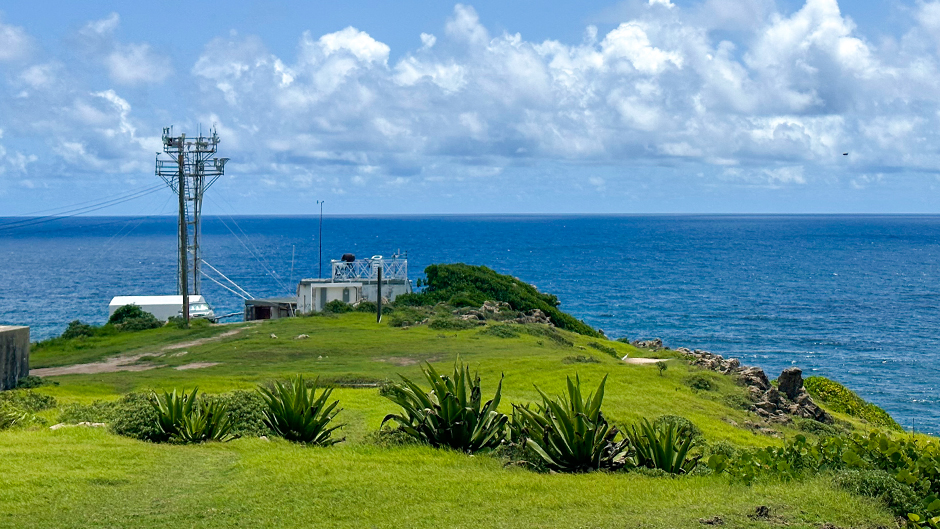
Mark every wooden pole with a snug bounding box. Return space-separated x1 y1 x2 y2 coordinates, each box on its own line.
179 153 189 325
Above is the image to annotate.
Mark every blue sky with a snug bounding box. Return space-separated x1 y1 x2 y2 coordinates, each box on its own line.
2 0 940 215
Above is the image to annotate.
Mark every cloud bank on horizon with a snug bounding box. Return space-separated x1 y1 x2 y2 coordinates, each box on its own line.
2 0 940 214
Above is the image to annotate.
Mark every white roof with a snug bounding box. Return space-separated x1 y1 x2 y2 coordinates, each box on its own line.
109 295 207 306
297 281 362 288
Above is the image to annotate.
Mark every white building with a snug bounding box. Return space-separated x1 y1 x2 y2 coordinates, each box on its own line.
296 281 362 313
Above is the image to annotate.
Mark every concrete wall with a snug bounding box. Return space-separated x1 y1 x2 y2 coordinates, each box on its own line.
0 326 29 391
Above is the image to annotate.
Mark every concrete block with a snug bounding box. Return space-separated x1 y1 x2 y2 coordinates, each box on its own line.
0 326 29 391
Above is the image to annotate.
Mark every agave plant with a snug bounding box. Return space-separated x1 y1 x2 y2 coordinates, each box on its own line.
151 388 235 443
513 374 630 472
257 375 343 446
0 403 28 430
381 361 508 452
627 417 700 474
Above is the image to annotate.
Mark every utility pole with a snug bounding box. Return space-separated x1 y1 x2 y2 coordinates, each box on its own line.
317 200 324 279
156 126 228 303
178 153 190 325
376 264 383 323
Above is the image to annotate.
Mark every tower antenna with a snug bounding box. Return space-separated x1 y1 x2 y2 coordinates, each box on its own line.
155 126 229 305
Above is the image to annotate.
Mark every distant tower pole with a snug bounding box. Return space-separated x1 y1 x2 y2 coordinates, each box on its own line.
317 200 324 279
178 153 189 324
156 126 229 300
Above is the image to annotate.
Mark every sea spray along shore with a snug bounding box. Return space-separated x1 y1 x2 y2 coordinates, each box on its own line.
0 264 933 528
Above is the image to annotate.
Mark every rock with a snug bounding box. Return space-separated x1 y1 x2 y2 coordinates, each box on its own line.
778 367 804 400
270 333 277 339
751 506 770 519
294 334 309 340
699 516 724 525
631 338 664 350
739 367 770 391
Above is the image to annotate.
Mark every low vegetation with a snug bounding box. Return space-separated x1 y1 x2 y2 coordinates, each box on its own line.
0 265 926 527
804 376 902 430
258 375 343 446
381 362 507 452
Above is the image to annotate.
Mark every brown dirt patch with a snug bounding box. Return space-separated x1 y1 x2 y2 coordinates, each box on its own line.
174 362 220 371
31 353 165 376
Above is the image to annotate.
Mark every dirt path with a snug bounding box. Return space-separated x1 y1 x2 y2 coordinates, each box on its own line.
622 357 665 365
31 327 245 377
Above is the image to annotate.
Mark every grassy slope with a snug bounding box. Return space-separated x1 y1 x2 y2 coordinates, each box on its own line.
0 314 896 528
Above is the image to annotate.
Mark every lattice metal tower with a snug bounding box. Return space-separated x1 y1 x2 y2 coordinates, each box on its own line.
155 126 228 296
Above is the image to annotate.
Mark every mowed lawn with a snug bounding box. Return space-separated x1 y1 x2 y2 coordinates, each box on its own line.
0 314 897 528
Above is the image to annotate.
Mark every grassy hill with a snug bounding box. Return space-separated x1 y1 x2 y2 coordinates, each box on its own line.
0 312 904 528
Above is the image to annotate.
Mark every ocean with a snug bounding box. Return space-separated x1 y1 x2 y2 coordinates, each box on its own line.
1 214 938 433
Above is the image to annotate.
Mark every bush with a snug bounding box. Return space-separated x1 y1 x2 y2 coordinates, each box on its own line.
108 305 163 332
323 300 353 313
428 315 478 331
627 417 701 474
685 372 716 392
562 355 600 364
587 342 619 359
15 375 56 389
382 361 507 453
152 388 235 443
354 301 378 313
834 469 922 517
203 391 270 438
478 324 522 339
58 400 119 424
804 376 901 430
522 325 573 347
386 307 430 327
62 320 97 339
512 374 629 472
404 264 600 337
258 375 344 446
0 389 56 413
110 393 164 441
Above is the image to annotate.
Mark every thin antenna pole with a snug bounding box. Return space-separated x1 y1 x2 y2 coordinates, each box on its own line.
178 153 189 325
317 200 324 279
376 264 383 323
289 245 296 293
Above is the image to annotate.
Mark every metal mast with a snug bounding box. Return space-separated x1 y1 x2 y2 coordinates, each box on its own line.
155 126 229 297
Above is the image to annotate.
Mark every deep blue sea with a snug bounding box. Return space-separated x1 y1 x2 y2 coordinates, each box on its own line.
1 215 938 433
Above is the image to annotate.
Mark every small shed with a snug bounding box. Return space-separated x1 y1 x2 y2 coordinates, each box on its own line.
296 280 362 313
244 297 297 321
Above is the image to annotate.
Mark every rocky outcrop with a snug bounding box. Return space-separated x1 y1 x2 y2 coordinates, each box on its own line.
677 348 832 425
631 338 664 351
452 301 553 326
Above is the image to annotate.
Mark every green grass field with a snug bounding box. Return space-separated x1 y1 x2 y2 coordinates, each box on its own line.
0 314 899 528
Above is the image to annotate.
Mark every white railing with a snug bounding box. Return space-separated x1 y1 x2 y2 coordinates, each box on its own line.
331 257 408 281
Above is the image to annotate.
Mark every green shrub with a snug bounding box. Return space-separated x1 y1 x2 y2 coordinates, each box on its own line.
382 361 507 453
685 372 716 392
522 325 573 347
62 320 97 339
354 301 378 313
512 375 629 472
386 306 430 327
834 469 922 516
152 388 235 443
804 376 901 430
562 355 600 364
0 402 30 430
627 418 701 474
110 393 164 441
108 305 158 325
403 264 600 337
478 324 522 339
258 375 344 446
15 375 56 389
794 417 845 438
0 389 56 413
203 391 270 438
324 300 353 313
587 341 619 359
653 415 704 443
428 315 478 331
58 400 119 424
